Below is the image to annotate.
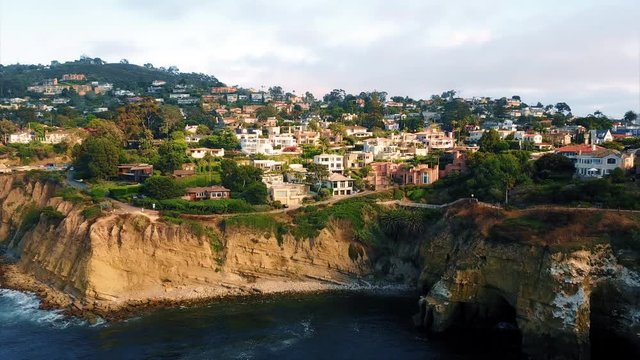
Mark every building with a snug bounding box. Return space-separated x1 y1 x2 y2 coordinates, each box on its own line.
252 160 283 172
269 183 310 207
62 74 87 81
344 151 374 169
589 129 613 145
172 169 195 178
183 186 231 201
345 126 373 138
324 173 354 196
117 164 153 182
187 148 225 159
6 131 35 144
556 144 634 178
366 162 399 190
439 150 468 178
42 130 72 144
313 154 344 173
393 164 439 186
285 164 308 183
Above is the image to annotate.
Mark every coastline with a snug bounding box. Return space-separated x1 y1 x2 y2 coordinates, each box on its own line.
0 259 413 323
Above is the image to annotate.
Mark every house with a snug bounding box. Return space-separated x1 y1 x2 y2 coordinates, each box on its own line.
269 183 310 207
117 164 153 182
185 134 205 143
252 160 283 172
589 129 613 145
183 186 231 201
184 125 199 134
62 74 86 81
187 147 225 159
345 126 373 138
556 144 635 178
344 151 374 169
547 132 573 147
324 173 354 196
172 169 195 178
313 153 344 173
285 164 308 183
42 130 72 144
514 131 543 144
366 162 399 190
415 129 455 150
394 164 439 186
439 150 468 178
6 131 35 144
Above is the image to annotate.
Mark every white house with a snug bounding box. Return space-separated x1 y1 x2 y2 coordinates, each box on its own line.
187 147 225 159
184 125 199 134
323 173 354 196
313 153 344 173
42 130 71 144
269 183 310 207
252 160 283 172
589 129 613 145
556 144 634 178
345 126 373 138
7 131 35 144
514 131 543 144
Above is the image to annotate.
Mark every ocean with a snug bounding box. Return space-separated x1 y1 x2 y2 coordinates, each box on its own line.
0 288 521 359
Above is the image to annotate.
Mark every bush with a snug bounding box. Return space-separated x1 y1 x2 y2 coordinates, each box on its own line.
134 198 255 215
54 187 85 204
108 184 141 199
20 206 42 232
81 206 102 220
41 206 65 225
142 176 184 200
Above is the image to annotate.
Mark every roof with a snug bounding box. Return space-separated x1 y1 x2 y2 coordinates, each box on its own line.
173 170 195 176
555 144 619 158
185 186 230 193
327 173 352 181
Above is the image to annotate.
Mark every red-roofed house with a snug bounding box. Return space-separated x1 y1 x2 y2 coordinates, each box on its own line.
556 144 634 178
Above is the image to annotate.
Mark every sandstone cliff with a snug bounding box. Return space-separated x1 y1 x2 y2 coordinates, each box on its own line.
0 175 370 315
414 203 640 359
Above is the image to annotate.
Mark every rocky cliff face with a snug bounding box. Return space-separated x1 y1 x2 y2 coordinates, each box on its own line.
414 203 640 359
0 175 370 315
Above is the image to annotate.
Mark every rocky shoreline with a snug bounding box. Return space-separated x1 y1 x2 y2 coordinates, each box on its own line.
0 259 412 323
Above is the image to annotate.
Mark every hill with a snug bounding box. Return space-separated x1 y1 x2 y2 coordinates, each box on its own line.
0 58 224 97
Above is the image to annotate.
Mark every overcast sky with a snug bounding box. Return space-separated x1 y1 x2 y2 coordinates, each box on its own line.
1 0 638 117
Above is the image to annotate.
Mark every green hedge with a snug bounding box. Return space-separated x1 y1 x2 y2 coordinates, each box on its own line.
134 198 255 215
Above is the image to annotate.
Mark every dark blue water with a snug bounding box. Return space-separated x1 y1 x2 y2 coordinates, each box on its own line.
0 288 518 360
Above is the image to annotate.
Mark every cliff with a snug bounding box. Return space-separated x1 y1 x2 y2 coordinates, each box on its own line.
2 174 639 359
0 174 370 316
414 203 640 359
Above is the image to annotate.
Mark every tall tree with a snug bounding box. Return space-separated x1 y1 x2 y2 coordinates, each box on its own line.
72 136 120 180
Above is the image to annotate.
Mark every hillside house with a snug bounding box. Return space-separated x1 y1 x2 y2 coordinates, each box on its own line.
313 154 344 173
556 144 634 178
187 148 225 159
117 164 153 182
323 173 354 196
183 186 231 201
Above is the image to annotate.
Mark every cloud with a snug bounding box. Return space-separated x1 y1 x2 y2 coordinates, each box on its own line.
1 0 638 116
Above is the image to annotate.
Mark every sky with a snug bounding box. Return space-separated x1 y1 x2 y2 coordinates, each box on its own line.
0 0 639 117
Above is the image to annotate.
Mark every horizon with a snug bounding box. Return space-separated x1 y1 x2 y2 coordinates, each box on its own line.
1 0 639 117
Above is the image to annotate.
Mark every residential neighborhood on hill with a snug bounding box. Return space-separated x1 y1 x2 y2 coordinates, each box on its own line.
1 57 639 213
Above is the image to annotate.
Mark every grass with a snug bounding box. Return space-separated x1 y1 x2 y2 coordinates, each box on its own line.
135 198 255 215
54 187 85 204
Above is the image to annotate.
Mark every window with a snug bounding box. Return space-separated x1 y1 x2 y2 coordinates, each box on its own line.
607 158 617 164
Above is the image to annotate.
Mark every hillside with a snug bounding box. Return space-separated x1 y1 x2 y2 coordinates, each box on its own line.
0 60 224 97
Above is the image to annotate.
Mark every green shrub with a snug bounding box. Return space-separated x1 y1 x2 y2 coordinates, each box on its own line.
81 206 102 220
134 198 255 215
20 206 42 232
224 214 279 234
41 206 65 225
54 187 85 204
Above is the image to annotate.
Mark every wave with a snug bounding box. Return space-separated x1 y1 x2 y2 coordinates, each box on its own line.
0 288 100 329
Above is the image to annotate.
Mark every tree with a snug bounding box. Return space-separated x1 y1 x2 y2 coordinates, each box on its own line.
623 111 638 124
156 140 187 174
533 153 575 180
86 119 125 145
158 105 183 137
120 59 129 64
256 105 279 120
196 124 211 135
478 129 509 153
466 152 531 202
306 162 330 186
198 128 240 150
608 167 626 184
0 119 17 141
142 176 184 200
219 159 268 204
555 102 571 114
72 136 120 180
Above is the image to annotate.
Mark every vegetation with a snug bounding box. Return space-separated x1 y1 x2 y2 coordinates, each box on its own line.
80 206 102 220
141 176 184 200
142 198 254 214
72 136 120 180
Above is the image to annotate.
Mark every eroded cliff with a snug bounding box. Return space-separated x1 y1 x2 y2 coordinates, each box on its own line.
0 175 371 315
415 203 640 359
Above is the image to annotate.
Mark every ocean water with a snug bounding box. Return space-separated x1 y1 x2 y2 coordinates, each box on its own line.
0 288 521 360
